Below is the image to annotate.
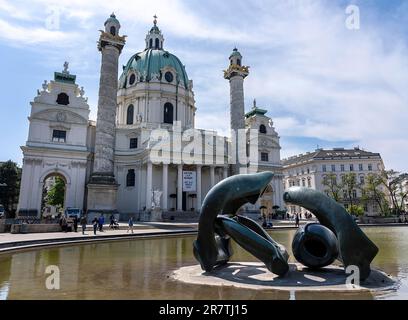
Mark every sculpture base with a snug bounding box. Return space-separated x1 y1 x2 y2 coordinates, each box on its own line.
172 262 396 294
149 208 163 222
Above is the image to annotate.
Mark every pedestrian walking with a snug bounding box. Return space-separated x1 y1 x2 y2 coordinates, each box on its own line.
80 215 87 235
98 214 105 232
127 217 134 233
60 215 68 232
295 213 300 228
92 217 98 235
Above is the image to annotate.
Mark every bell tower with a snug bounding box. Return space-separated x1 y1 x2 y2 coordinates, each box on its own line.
224 48 249 175
87 13 126 219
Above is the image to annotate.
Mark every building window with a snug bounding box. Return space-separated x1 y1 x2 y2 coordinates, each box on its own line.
261 152 269 162
368 164 373 171
341 175 346 184
331 175 337 185
52 130 66 143
155 38 160 49
352 189 357 199
360 175 365 185
341 164 345 172
307 177 311 187
164 72 174 83
307 168 310 174
126 104 134 125
350 164 354 171
322 165 327 172
302 179 306 187
126 169 135 187
110 26 116 36
343 190 348 199
129 74 136 85
237 58 241 66
259 124 267 134
331 164 336 172
163 102 174 124
56 92 69 105
129 138 138 149
359 163 363 171
149 39 153 48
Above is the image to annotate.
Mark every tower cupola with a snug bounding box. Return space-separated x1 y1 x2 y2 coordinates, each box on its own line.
104 12 121 36
145 15 164 50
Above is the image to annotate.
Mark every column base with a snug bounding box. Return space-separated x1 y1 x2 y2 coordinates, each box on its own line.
86 172 119 220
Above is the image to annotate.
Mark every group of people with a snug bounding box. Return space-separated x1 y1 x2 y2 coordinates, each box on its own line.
59 213 136 235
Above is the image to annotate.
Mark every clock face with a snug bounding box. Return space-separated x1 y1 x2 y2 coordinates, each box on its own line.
164 71 174 83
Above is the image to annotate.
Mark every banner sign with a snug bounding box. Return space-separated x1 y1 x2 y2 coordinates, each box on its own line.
182 171 196 192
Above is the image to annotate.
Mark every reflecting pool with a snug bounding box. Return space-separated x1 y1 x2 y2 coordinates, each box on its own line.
0 226 407 299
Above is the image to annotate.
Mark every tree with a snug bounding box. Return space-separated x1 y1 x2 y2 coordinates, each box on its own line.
377 170 407 215
341 172 359 210
322 173 342 202
0 160 21 217
361 173 390 216
46 176 65 208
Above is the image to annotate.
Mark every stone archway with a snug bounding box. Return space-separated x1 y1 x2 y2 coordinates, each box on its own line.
40 172 68 218
260 184 274 218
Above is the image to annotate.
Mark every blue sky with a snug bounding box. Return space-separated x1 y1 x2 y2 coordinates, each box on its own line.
0 0 407 172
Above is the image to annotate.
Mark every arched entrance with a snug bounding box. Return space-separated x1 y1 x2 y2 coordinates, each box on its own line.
41 173 67 218
260 184 274 219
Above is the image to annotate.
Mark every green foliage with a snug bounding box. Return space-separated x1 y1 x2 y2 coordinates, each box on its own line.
0 160 21 216
46 176 65 208
348 204 364 216
361 173 390 216
378 170 408 215
322 173 341 202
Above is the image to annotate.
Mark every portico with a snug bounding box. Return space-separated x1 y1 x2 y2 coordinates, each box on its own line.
143 161 228 213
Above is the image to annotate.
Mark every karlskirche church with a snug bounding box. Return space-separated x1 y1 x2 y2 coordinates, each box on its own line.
17 14 284 221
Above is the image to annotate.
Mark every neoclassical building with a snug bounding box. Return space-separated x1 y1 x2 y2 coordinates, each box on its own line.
282 147 385 216
17 14 284 220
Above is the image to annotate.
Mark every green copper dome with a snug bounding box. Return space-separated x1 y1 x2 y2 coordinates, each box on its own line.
119 49 189 89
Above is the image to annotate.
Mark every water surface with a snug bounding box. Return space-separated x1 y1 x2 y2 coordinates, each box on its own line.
0 226 407 300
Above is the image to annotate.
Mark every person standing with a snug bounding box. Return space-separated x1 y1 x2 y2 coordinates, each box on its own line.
80 215 87 235
127 217 134 234
92 217 98 235
295 213 300 228
98 214 105 232
109 214 115 229
73 216 78 233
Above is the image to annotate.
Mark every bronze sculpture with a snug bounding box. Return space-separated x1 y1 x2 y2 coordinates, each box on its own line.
193 173 378 281
193 172 289 276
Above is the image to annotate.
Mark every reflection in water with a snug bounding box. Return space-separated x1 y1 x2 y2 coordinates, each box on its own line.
0 227 406 299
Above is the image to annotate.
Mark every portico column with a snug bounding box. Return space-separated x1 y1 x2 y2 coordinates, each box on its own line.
162 164 168 210
146 162 152 209
223 166 228 180
177 164 183 211
210 166 215 187
196 165 202 211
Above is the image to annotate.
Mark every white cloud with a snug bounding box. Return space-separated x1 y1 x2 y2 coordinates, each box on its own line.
0 0 407 172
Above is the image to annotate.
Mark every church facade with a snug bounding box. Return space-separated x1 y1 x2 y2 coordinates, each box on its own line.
17 15 284 221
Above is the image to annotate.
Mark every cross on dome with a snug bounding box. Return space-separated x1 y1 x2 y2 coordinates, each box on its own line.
153 14 158 25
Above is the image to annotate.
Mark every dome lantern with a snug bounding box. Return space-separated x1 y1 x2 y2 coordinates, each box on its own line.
145 14 164 50
104 12 121 36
